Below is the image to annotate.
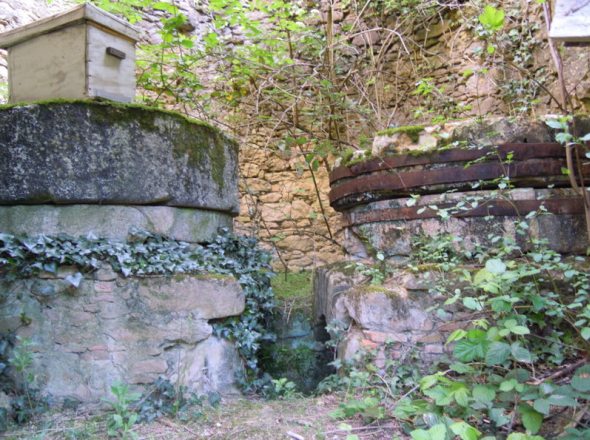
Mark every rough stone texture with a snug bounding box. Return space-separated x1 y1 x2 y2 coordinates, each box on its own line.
236 142 346 270
313 265 452 362
0 269 245 403
3 1 588 270
0 102 239 214
0 204 232 243
371 117 554 157
342 188 588 259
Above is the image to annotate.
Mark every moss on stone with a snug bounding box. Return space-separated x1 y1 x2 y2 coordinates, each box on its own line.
0 98 237 194
376 125 425 142
0 98 216 130
271 271 312 301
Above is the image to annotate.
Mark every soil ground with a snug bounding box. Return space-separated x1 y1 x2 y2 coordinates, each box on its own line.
2 394 405 440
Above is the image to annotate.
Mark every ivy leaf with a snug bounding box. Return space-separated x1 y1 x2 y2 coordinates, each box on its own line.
485 341 511 365
581 327 590 340
65 272 83 288
478 5 505 32
519 403 543 434
572 365 590 392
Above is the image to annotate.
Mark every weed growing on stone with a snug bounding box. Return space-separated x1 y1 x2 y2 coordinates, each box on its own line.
137 377 203 423
328 216 590 438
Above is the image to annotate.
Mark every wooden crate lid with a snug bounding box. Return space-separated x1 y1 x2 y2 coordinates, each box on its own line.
549 0 590 43
0 3 140 48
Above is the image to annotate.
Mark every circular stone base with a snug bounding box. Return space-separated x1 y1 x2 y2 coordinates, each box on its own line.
341 188 589 257
0 205 232 243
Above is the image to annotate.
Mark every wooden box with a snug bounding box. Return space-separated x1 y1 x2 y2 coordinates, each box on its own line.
549 0 590 43
0 4 139 103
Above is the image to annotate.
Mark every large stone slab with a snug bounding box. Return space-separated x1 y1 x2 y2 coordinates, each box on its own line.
0 101 239 213
0 269 245 403
0 204 232 243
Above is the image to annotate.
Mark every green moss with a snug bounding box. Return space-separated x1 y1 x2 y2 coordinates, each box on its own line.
376 125 425 142
271 270 312 301
0 98 215 130
0 98 237 193
348 284 405 305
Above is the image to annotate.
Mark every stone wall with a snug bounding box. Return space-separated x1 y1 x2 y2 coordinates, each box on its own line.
1 265 244 403
313 265 459 364
0 96 244 404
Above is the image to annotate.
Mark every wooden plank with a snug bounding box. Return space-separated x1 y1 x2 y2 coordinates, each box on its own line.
8 24 87 103
0 3 139 49
87 24 136 102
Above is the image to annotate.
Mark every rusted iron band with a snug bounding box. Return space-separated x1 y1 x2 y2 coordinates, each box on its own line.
330 143 565 183
344 198 585 226
329 159 589 206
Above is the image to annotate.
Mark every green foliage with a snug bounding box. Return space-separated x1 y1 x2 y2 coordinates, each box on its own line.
271 270 312 301
0 229 276 389
2 337 50 427
330 396 385 421
398 226 590 438
104 383 141 439
137 377 202 422
377 125 425 142
478 5 505 32
265 377 299 400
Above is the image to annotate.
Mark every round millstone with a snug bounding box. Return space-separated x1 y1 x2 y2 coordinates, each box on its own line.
0 100 239 214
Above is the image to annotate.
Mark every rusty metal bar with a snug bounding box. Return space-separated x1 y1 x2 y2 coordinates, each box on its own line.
344 198 585 226
330 159 590 206
330 143 565 183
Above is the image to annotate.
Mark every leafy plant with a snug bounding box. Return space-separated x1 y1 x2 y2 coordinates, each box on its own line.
105 383 140 439
265 377 299 400
137 377 202 423
396 226 590 438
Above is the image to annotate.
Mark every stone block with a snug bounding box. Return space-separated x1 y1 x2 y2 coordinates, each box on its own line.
0 204 233 244
0 101 239 213
136 275 245 319
0 271 246 404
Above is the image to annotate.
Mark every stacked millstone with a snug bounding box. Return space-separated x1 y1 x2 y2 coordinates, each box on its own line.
0 100 243 403
316 117 590 364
